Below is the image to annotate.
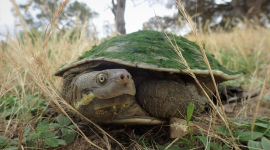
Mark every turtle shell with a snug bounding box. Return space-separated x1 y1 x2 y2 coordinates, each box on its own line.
55 30 240 80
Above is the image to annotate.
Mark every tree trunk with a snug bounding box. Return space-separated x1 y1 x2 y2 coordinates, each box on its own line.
112 0 126 34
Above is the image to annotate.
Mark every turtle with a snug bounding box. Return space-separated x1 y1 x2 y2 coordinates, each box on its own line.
54 30 240 125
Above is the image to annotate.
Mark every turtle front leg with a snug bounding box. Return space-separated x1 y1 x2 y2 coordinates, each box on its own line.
137 79 207 119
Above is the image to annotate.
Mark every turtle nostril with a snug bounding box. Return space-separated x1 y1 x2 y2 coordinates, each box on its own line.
120 74 125 80
127 74 130 79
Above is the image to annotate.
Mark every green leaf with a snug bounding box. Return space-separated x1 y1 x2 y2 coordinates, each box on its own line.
26 140 35 146
58 139 67 146
156 144 187 150
62 129 77 144
23 127 31 137
178 137 191 146
31 108 38 112
261 137 270 150
4 146 18 150
69 125 78 129
41 130 55 138
0 136 9 146
239 132 263 142
248 140 262 150
210 142 221 150
265 130 270 138
61 127 69 135
50 123 62 129
234 129 244 137
6 96 17 106
254 126 267 133
254 126 270 138
231 121 250 127
57 115 71 126
257 117 270 122
33 94 40 103
28 133 40 140
36 121 50 133
186 103 194 124
214 125 230 136
25 94 32 102
222 144 231 150
255 122 270 129
155 145 167 150
263 95 270 100
10 137 19 145
44 138 59 147
194 136 210 150
0 111 13 119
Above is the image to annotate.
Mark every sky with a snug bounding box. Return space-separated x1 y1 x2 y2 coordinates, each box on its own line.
0 0 177 40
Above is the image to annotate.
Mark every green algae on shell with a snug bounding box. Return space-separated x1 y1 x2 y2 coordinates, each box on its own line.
55 30 240 80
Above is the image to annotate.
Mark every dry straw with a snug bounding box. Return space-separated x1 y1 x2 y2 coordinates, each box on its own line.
6 0 123 149
251 65 270 137
165 0 241 149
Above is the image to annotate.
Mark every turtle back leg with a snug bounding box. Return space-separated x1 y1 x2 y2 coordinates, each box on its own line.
137 79 207 119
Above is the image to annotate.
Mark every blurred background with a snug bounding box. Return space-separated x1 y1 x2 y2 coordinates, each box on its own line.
1 0 269 40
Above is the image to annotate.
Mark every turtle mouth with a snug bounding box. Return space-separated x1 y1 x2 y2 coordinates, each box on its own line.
92 94 134 112
94 103 130 115
93 100 130 111
95 96 167 125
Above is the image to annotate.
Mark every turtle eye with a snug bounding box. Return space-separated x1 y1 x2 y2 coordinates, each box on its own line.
97 73 107 85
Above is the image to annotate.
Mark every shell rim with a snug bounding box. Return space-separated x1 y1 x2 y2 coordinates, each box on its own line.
54 57 240 80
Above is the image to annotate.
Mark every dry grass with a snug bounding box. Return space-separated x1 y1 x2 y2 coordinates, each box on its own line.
173 1 270 150
186 23 270 88
169 1 238 149
1 1 113 149
0 0 270 149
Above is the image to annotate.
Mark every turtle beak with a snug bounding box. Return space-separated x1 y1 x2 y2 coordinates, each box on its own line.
114 71 136 95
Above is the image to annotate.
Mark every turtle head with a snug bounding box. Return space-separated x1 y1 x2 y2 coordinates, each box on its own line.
75 69 136 99
72 69 164 124
73 69 134 116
